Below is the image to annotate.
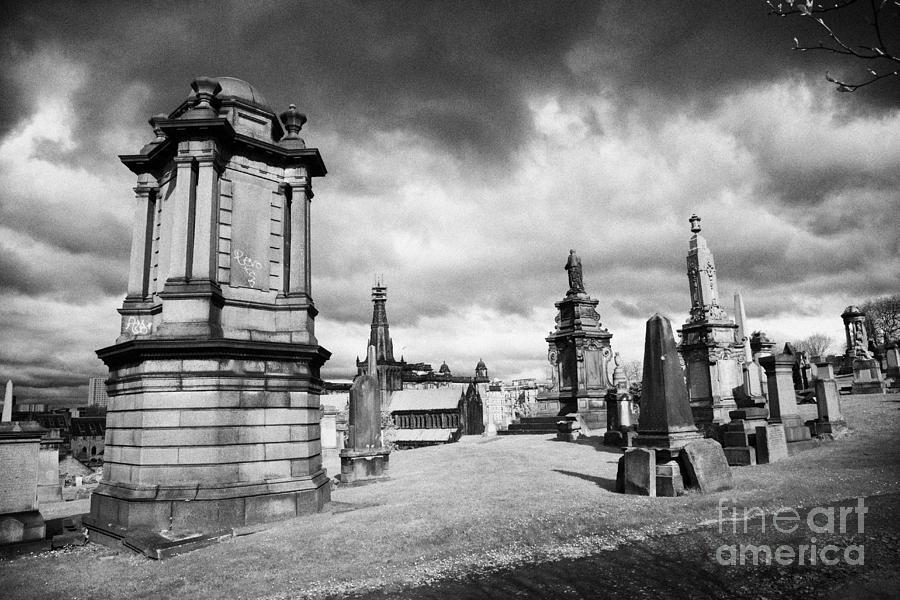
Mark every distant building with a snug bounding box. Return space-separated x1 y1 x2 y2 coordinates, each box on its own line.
70 417 106 462
387 383 484 449
87 377 109 409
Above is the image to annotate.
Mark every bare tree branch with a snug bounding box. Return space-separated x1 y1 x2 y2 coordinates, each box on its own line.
765 0 900 91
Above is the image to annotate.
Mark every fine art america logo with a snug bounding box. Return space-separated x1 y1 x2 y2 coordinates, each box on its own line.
714 498 866 566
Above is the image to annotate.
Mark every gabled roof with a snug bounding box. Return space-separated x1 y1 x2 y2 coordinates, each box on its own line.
387 387 462 412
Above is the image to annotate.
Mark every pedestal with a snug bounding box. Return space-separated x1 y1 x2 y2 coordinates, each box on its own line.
339 448 390 484
84 339 331 548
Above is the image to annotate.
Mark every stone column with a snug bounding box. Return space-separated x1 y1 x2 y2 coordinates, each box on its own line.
126 174 158 298
190 144 221 282
166 154 196 283
286 167 311 299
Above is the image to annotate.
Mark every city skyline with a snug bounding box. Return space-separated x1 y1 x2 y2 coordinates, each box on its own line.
1 2 898 403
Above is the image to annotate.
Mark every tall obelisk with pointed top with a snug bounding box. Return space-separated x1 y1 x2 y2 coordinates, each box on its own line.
1 380 12 422
677 215 744 428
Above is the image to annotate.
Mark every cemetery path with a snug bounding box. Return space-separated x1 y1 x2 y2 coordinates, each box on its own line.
341 492 900 600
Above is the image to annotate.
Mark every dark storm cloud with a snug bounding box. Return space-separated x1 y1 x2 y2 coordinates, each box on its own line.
3 1 897 169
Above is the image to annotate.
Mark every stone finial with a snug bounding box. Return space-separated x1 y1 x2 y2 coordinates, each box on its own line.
187 76 222 118
280 104 307 149
689 213 702 234
280 104 307 138
149 114 168 141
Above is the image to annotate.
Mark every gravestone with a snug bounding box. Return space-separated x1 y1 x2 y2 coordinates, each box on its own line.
340 346 390 484
603 353 637 447
808 378 847 437
83 77 331 552
721 419 756 466
885 342 900 378
680 439 733 492
759 345 812 445
633 314 703 454
620 448 655 496
755 423 788 464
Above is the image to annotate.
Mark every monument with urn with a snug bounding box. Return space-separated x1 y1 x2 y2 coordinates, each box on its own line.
677 215 744 428
83 77 331 554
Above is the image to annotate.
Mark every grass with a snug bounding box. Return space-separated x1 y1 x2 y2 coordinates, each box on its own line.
1 394 899 600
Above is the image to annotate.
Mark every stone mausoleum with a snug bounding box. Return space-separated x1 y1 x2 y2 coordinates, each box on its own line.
84 77 331 552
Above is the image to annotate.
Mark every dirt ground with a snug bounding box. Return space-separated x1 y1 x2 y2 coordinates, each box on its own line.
1 394 898 600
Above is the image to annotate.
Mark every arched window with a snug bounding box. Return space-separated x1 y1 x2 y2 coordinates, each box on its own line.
91 446 97 456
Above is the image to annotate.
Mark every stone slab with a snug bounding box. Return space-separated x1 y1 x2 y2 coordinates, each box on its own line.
755 423 788 464
620 448 655 496
784 424 812 443
728 407 769 421
723 446 756 467
339 450 390 485
722 430 749 448
679 439 733 493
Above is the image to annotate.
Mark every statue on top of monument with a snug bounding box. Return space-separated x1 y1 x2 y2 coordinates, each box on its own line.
565 249 585 295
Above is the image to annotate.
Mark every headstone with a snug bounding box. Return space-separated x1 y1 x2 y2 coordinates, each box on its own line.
680 439 733 492
815 362 835 381
885 342 900 378
620 448 656 496
83 77 331 549
759 345 812 443
755 423 789 464
340 345 390 484
2 380 12 423
633 314 703 453
810 378 847 436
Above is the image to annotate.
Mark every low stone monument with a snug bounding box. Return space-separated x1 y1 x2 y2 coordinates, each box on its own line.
759 344 813 450
603 353 637 447
807 378 847 437
340 346 390 484
1 380 11 423
619 314 731 496
755 422 789 464
0 413 47 546
842 306 886 393
678 215 743 428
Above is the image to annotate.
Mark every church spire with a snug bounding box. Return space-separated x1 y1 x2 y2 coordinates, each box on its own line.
369 278 395 363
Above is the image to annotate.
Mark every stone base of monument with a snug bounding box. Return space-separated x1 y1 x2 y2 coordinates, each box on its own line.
851 358 886 394
603 428 637 448
780 414 813 443
805 418 848 439
0 511 46 545
721 419 760 467
655 460 685 497
339 448 390 485
500 415 560 435
555 415 581 442
84 471 331 557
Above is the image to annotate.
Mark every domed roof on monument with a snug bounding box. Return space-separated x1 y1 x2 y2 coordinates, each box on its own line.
185 76 273 113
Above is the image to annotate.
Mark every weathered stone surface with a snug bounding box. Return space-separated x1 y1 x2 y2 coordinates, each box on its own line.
815 379 843 422
680 439 733 493
620 448 656 496
656 460 684 496
756 423 788 464
724 446 756 467
635 315 702 451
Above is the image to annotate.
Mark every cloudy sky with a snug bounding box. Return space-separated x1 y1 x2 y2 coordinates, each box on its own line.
1 1 898 404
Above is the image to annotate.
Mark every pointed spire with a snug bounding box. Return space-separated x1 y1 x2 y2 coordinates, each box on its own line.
367 344 377 374
637 314 698 435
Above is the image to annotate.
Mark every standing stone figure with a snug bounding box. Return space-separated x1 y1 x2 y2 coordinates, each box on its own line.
565 249 585 295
